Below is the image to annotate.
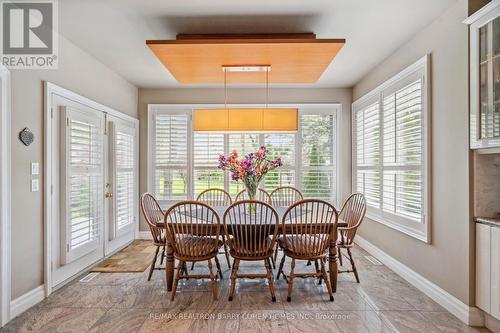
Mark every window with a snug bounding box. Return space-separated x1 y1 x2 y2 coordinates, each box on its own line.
352 55 430 242
149 106 340 204
300 113 336 200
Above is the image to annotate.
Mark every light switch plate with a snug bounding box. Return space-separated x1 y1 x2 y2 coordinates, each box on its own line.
31 162 39 175
31 179 39 192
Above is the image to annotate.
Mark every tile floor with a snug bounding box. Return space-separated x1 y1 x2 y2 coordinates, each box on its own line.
1 245 491 333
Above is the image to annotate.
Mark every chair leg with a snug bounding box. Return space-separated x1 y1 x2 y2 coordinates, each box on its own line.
320 258 334 301
148 246 160 281
277 254 286 280
221 235 231 269
228 259 239 301
338 248 343 266
264 258 276 302
182 261 189 279
270 251 276 269
314 259 322 285
347 248 360 283
214 255 223 279
286 258 296 302
171 260 183 301
160 246 166 265
207 259 218 301
273 245 279 268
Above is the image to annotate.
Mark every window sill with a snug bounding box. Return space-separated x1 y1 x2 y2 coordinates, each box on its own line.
365 211 430 244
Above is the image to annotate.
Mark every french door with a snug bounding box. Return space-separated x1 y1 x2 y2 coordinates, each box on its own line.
105 115 138 254
50 93 138 287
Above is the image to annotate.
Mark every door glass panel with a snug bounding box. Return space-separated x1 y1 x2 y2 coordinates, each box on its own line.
480 24 488 63
494 55 500 137
493 16 500 56
479 24 491 138
114 130 135 231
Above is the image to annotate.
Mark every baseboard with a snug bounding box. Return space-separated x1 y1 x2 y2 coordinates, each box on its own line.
10 285 45 319
137 231 152 240
355 236 484 327
485 312 500 332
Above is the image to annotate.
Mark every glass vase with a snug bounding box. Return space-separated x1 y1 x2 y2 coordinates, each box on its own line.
243 178 260 212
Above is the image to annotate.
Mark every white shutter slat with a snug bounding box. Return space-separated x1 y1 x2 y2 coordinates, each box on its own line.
382 79 424 222
355 101 381 209
154 113 189 200
264 133 296 192
62 108 103 264
227 134 260 196
193 132 225 195
114 129 135 232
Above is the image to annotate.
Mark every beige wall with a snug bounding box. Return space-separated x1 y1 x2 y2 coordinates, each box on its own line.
138 87 352 230
353 2 472 304
10 36 138 299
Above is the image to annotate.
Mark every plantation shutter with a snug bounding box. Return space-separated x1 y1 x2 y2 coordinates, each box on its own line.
353 58 428 233
227 134 260 195
109 121 136 240
355 101 381 208
193 133 225 196
153 113 189 200
263 133 296 191
300 112 336 201
61 107 104 264
382 79 424 222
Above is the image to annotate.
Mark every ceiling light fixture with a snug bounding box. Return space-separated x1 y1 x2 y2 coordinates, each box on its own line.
193 65 298 133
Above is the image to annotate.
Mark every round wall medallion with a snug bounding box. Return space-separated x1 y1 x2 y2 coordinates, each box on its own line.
19 127 34 146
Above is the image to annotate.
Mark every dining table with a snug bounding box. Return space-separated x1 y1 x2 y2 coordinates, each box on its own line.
160 205 347 293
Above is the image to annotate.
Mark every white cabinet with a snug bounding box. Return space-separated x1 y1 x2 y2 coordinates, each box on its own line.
491 227 500 319
466 2 500 149
476 222 500 320
477 223 491 312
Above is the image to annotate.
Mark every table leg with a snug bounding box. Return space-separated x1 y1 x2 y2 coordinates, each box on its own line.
166 241 174 291
329 242 338 293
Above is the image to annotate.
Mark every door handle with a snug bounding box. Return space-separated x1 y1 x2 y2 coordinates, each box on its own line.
105 192 113 198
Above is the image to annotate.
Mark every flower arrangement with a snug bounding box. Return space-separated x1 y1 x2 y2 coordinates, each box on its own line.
218 146 283 201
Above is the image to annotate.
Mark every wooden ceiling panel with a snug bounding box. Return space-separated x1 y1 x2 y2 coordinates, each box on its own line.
146 34 345 84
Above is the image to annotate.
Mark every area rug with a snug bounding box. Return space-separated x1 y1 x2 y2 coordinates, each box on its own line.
90 240 158 273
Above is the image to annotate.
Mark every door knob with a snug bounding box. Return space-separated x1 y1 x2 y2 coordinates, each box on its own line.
105 192 113 198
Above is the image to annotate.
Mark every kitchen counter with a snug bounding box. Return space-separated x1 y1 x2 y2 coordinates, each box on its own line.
475 216 500 227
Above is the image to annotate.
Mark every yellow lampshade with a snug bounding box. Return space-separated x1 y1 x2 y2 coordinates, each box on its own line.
193 108 297 132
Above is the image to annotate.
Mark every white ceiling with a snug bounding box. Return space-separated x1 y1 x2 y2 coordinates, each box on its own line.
59 0 457 88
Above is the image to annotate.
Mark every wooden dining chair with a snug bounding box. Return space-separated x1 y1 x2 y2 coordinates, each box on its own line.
270 186 304 267
196 188 233 206
277 199 338 302
164 201 223 301
337 193 366 283
234 188 272 204
269 186 303 207
196 188 232 269
223 200 279 302
140 193 167 281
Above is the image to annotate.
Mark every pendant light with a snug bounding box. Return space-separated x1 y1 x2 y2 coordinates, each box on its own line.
193 65 298 133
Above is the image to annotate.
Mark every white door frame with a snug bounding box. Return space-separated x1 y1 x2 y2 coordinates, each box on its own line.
0 65 12 325
44 82 138 295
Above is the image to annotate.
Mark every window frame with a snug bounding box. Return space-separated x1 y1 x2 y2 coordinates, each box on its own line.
148 104 342 207
352 55 431 243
